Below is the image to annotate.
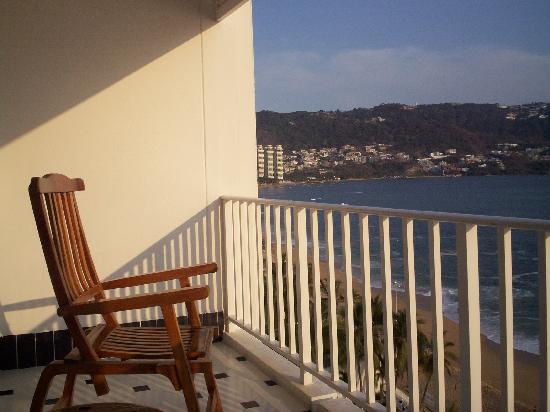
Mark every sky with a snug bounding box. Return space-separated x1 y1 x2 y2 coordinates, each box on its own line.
252 0 550 112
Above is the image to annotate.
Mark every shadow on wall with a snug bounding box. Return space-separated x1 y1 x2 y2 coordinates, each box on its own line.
0 0 217 148
0 201 224 336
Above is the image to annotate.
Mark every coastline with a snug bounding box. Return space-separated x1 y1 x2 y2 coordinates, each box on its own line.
258 173 547 188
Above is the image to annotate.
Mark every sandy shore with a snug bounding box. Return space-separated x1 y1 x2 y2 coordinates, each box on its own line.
309 257 539 411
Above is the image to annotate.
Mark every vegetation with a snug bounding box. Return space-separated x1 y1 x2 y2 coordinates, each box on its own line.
257 103 550 155
263 256 457 410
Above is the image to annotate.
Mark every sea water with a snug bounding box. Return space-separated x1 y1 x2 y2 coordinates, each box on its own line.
259 175 550 354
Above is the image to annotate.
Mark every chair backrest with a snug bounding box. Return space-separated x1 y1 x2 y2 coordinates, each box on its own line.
29 174 117 359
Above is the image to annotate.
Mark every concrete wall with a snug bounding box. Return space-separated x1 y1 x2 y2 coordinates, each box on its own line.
0 0 257 336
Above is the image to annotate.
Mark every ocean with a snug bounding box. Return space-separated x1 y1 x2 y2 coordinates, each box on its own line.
259 175 550 354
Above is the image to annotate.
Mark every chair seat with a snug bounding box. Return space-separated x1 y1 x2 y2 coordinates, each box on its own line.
97 325 215 360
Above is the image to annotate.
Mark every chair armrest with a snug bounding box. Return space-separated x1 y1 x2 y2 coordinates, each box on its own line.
101 263 217 290
58 286 209 316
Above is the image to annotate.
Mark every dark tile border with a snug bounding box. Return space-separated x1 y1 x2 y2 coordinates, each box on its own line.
0 311 224 370
0 335 17 370
36 331 54 366
17 334 36 369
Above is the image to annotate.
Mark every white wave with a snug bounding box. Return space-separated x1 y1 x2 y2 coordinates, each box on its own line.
513 288 536 299
513 271 537 279
440 251 456 256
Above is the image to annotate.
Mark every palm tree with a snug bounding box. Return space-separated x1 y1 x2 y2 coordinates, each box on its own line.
418 330 457 411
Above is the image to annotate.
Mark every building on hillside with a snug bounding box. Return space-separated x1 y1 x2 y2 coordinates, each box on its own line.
257 145 265 178
258 144 284 181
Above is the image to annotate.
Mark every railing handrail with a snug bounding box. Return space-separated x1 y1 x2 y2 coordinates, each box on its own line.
221 195 550 232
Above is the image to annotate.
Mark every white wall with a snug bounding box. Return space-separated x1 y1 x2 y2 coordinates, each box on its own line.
0 0 257 336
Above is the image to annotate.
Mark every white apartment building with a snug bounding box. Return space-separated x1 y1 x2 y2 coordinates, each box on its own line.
257 144 265 178
257 144 283 181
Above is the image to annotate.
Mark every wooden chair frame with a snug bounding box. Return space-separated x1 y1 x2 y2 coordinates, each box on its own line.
28 174 222 412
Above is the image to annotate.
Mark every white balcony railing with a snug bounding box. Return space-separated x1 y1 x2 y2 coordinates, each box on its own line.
220 196 550 412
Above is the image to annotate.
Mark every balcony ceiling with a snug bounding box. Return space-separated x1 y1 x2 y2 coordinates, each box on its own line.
216 0 248 21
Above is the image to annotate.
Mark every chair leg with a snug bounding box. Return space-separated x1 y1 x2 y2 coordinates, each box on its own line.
30 364 60 412
91 374 110 396
162 304 200 412
204 366 222 412
52 371 76 410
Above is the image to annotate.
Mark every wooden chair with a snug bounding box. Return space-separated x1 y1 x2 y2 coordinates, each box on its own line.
28 174 222 412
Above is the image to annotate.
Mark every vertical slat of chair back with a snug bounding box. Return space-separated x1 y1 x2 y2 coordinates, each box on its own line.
29 174 101 304
29 174 117 361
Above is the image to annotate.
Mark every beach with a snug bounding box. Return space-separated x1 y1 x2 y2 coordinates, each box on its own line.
317 257 540 411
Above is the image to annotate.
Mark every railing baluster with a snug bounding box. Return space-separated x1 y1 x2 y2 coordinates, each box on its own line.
248 202 259 332
498 227 514 412
257 203 266 336
379 216 396 412
429 221 445 411
295 207 312 384
201 213 209 313
341 212 357 392
285 206 297 354
403 218 419 411
539 231 550 411
240 201 251 327
360 214 375 403
274 206 286 347
311 209 324 372
232 201 243 322
265 205 275 340
208 206 218 313
222 200 235 330
325 210 339 381
457 223 482 411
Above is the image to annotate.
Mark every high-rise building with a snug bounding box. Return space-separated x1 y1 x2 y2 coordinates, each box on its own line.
257 145 265 178
275 144 283 181
266 145 274 179
257 144 283 181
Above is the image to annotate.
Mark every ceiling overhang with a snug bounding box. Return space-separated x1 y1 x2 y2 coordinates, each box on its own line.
216 0 248 21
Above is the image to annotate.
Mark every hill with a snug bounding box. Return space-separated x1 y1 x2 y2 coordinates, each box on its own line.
256 103 550 155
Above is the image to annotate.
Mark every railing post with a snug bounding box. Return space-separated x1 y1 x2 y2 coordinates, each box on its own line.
498 227 514 412
232 201 243 322
285 206 297 354
274 206 286 348
360 214 376 403
341 212 357 392
429 220 445 411
379 216 396 412
295 206 312 385
222 199 236 331
403 218 419 411
457 223 482 411
248 202 259 332
240 202 251 327
325 210 339 381
257 203 266 336
265 205 275 341
539 231 550 411
311 209 324 372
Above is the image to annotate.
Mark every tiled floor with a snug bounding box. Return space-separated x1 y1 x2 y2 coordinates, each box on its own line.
0 340 309 411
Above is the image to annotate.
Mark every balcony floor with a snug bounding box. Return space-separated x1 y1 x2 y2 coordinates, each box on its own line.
0 339 309 411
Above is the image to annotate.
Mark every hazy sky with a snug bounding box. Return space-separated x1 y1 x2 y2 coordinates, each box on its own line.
252 0 550 112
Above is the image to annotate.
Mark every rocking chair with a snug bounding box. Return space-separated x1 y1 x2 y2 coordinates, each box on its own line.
28 174 222 411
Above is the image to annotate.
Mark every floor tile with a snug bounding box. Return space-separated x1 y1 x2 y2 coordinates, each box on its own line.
0 340 309 411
